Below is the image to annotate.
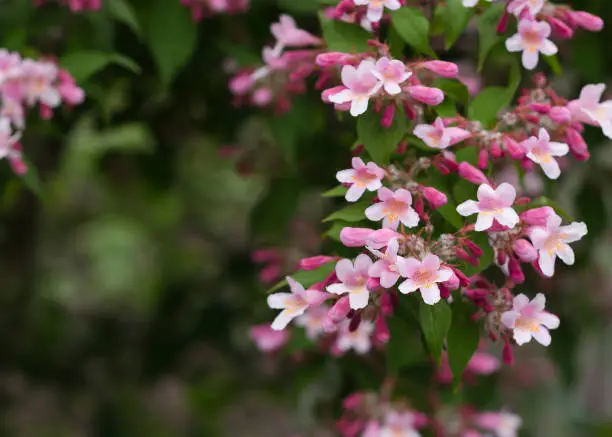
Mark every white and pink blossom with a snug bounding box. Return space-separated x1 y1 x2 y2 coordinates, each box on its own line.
270 14 321 49
327 254 373 310
379 411 421 437
456 183 520 231
567 83 612 138
353 0 402 23
328 60 382 116
365 187 419 230
462 0 493 7
371 57 412 96
475 411 522 437
336 157 385 202
507 0 544 17
267 277 326 330
368 238 404 288
501 293 560 346
529 213 587 277
413 117 471 149
397 254 453 305
335 319 374 354
296 305 330 339
520 128 569 180
249 324 290 352
505 19 557 70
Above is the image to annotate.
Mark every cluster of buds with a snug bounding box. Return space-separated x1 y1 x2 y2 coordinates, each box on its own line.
33 0 101 11
180 0 250 21
0 50 84 174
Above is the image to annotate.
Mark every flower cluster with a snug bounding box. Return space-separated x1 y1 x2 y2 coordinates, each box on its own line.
0 50 84 174
180 0 250 21
326 0 406 32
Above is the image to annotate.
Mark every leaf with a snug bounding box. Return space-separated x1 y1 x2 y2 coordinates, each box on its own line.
477 2 505 70
108 0 142 38
250 178 302 240
543 54 562 76
323 201 369 223
265 262 336 294
386 315 426 373
322 185 348 198
446 297 480 389
435 98 458 118
139 0 197 86
19 158 42 197
390 8 436 57
357 106 406 164
419 300 452 364
278 0 320 13
60 51 141 83
443 0 474 49
433 79 469 104
319 14 371 52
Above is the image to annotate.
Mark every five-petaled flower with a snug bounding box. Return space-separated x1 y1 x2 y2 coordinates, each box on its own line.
475 411 523 437
296 305 331 339
329 59 382 116
507 0 544 17
567 83 612 138
353 0 402 23
336 157 385 202
528 213 587 277
267 277 326 330
368 238 404 288
372 57 412 96
520 128 569 180
505 19 557 70
456 183 520 231
365 187 420 230
413 117 471 149
501 293 560 346
327 254 373 310
335 319 374 354
397 254 453 305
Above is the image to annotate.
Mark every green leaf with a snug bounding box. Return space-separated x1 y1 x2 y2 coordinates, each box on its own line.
60 51 141 83
265 262 336 294
390 8 436 57
443 0 474 49
250 178 301 240
140 0 197 85
357 106 406 164
446 297 480 389
108 0 142 38
433 79 469 104
319 14 371 52
543 54 562 76
322 185 348 198
427 171 463 229
323 201 369 223
19 158 42 197
278 0 320 12
435 97 458 118
477 2 505 70
419 300 452 364
386 316 426 373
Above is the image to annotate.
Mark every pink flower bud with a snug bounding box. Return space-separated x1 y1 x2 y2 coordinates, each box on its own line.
381 104 395 128
315 52 353 68
366 277 380 291
421 60 458 78
328 296 351 323
548 17 574 39
464 239 483 258
478 148 489 169
421 186 448 209
458 162 488 184
496 250 507 266
407 85 444 106
520 206 554 226
507 256 525 284
505 136 525 159
513 239 538 262
502 340 514 365
229 73 253 95
322 85 346 103
342 393 364 410
375 316 390 343
439 284 451 299
339 227 372 247
566 128 590 161
252 248 279 263
259 264 282 284
490 139 503 158
9 157 27 175
366 228 402 250
252 87 273 106
496 10 509 33
549 106 571 124
569 11 604 32
442 271 460 291
348 313 361 332
299 255 334 271
451 267 471 287
527 102 551 114
464 288 489 299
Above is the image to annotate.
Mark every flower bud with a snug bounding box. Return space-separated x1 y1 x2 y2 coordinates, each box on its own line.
478 148 489 169
315 52 353 67
442 271 460 291
381 104 395 128
508 256 525 284
513 239 538 262
505 136 525 159
299 255 334 271
322 85 346 103
407 85 444 106
464 239 484 258
502 340 514 365
252 87 273 106
380 291 394 316
342 393 364 410
366 228 402 250
548 106 571 124
527 102 551 114
566 128 590 161
328 296 351 323
421 60 458 78
520 206 553 226
496 10 509 33
348 313 361 332
451 267 470 287
568 11 604 32
229 73 254 95
421 186 448 209
375 316 390 343
458 162 488 184
339 227 372 247
548 17 574 39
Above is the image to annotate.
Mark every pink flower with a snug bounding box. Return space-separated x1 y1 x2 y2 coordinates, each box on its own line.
296 305 330 339
413 117 471 149
421 186 448 209
336 157 385 202
519 128 569 180
501 293 560 346
57 70 85 105
462 0 492 7
368 238 403 288
335 319 374 354
371 57 412 96
467 351 501 375
353 0 401 23
475 411 522 437
456 183 520 231
0 117 25 174
379 411 421 437
20 59 61 107
329 59 382 116
267 277 327 330
327 255 373 310
397 254 453 305
365 187 419 230
528 213 587 277
505 19 557 70
567 83 612 138
270 14 321 49
249 324 290 352
507 0 544 17
420 60 459 78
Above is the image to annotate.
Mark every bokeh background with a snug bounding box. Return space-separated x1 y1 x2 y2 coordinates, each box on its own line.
0 0 612 435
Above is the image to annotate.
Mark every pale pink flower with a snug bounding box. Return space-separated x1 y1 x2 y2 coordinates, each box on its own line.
371 57 412 96
413 117 471 149
296 305 330 339
505 19 557 70
353 0 401 23
501 293 560 346
335 319 374 354
520 128 569 180
475 411 522 437
0 117 24 173
379 411 421 437
20 60 61 107
368 238 403 288
270 14 321 49
365 187 419 230
327 254 373 310
267 277 326 330
0 49 22 84
456 183 520 231
397 254 453 305
329 59 382 116
529 213 587 277
507 0 544 17
468 351 501 374
336 157 385 202
249 324 290 352
567 83 612 138
462 0 492 7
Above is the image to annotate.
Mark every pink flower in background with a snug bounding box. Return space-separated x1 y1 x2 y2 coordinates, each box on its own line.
468 351 501 374
33 0 102 11
336 157 385 202
335 319 374 354
567 83 612 138
249 324 290 352
296 305 330 339
365 187 420 230
368 238 403 288
180 0 249 20
271 14 322 49
529 213 587 277
328 60 382 116
475 411 522 437
520 128 569 180
457 183 519 231
353 0 401 23
0 118 26 174
267 277 326 330
372 57 412 96
501 293 560 346
397 254 453 305
507 0 544 17
462 0 492 7
505 19 557 70
414 117 471 149
20 60 61 107
379 411 421 437
327 255 373 310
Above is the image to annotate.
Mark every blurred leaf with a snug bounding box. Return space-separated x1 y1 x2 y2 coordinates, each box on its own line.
357 106 406 164
433 78 469 104
447 297 479 388
435 98 458 118
544 54 562 76
266 262 336 294
108 0 142 37
477 2 505 70
278 0 319 12
323 201 369 223
322 185 348 198
250 178 301 240
443 0 474 49
419 300 452 364
319 14 371 52
547 317 579 386
60 51 141 83
386 315 426 373
19 158 42 197
391 8 436 57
